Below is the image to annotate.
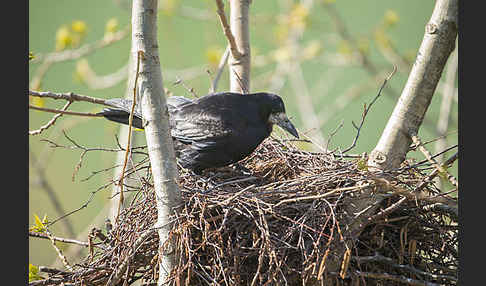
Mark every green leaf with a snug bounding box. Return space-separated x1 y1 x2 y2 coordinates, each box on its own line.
30 214 48 233
29 264 44 282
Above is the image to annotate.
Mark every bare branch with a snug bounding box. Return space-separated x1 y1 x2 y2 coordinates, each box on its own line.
29 104 102 118
29 101 72 136
44 227 72 271
29 90 108 106
210 45 230 93
341 65 396 154
411 134 458 189
173 76 199 98
29 231 89 247
115 50 144 221
215 0 242 59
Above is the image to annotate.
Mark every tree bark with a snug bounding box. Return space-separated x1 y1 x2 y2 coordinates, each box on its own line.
131 1 182 285
368 0 458 171
325 0 458 279
228 0 251 93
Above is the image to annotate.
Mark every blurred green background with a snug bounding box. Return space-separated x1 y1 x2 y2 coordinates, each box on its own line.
29 0 458 268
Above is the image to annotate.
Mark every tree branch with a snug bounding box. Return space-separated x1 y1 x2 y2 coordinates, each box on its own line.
215 0 242 59
29 231 89 247
29 90 109 106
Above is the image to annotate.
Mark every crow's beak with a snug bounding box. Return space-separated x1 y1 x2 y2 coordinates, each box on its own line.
269 112 299 138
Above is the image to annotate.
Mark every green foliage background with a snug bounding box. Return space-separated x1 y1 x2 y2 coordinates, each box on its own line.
29 0 457 267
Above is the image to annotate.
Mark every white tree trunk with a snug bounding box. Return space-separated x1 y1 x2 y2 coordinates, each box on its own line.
228 0 251 93
368 0 458 170
325 0 458 278
131 1 182 285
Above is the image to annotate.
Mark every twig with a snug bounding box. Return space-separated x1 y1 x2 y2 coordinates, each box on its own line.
355 271 441 286
367 196 407 223
29 101 73 135
354 253 457 282
341 65 396 154
322 1 441 136
411 134 458 188
174 76 199 98
415 151 458 194
116 50 144 221
210 45 230 93
325 120 344 153
231 68 248 94
202 176 258 194
29 90 108 106
38 266 71 275
214 0 242 59
434 43 458 187
44 227 72 271
29 104 102 118
106 227 159 286
29 231 89 247
371 177 457 215
274 183 371 208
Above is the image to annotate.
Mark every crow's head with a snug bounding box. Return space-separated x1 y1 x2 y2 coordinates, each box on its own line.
263 93 299 139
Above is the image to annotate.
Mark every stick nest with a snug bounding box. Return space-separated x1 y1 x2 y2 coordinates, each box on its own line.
36 138 458 286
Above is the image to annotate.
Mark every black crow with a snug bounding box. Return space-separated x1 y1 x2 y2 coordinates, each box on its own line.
98 92 299 174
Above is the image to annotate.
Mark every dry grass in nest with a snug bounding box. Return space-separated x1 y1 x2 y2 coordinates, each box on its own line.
32 138 458 286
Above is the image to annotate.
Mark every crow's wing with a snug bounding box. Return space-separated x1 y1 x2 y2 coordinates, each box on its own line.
170 104 236 151
103 98 144 119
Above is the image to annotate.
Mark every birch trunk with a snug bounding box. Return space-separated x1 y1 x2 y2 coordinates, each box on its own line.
368 0 458 170
325 0 458 278
131 1 182 285
228 0 251 93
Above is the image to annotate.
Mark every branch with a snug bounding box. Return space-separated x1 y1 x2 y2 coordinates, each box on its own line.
44 227 72 271
210 45 230 93
29 90 109 106
105 228 157 286
30 101 73 136
355 271 442 286
215 0 242 59
115 50 144 221
29 105 102 118
341 65 396 154
434 43 458 188
415 151 457 195
322 1 440 135
29 231 89 247
411 134 458 188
